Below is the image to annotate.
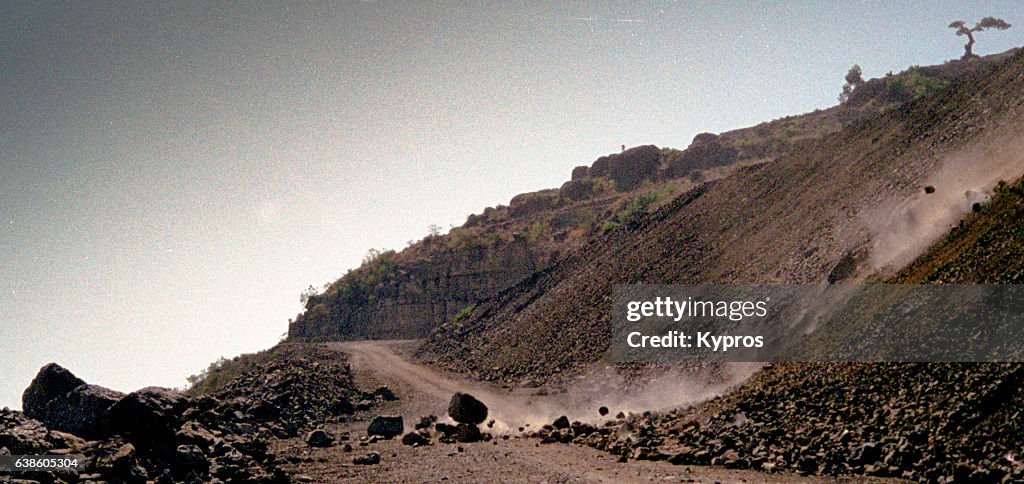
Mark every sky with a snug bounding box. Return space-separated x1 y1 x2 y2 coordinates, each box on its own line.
2 1 1022 409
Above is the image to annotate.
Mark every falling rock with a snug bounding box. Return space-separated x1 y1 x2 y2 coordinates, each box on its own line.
454 423 482 443
367 415 404 439
447 393 488 425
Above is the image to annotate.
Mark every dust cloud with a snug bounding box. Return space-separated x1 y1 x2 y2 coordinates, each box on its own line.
866 135 1024 273
334 340 759 435
477 362 762 434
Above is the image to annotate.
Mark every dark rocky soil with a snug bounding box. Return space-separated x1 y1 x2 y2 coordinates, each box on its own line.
0 344 381 483
529 363 1024 481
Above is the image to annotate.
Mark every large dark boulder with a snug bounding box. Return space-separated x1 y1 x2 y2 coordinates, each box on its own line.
22 363 123 439
105 387 189 454
23 364 85 418
447 393 488 425
60 384 125 439
353 451 381 465
367 415 404 439
401 430 431 446
455 423 482 443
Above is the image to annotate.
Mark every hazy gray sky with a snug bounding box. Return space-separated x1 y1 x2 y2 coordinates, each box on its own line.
2 1 1021 409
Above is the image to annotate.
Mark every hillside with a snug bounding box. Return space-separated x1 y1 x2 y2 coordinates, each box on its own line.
287 51 1015 342
592 176 1024 480
417 49 1024 384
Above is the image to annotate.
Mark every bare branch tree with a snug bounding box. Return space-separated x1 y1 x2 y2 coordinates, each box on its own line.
949 17 1012 59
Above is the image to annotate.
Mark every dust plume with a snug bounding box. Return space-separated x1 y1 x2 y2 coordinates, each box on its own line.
865 135 1024 273
479 362 762 433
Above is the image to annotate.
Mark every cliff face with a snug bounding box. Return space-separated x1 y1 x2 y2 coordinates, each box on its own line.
289 235 543 340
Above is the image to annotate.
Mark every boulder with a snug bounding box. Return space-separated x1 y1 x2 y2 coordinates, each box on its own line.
508 190 561 218
664 138 737 179
22 363 123 439
455 423 482 443
105 387 189 453
849 442 883 466
91 441 147 482
367 415 404 439
415 415 437 430
598 406 609 416
559 179 597 201
22 363 85 419
401 430 431 446
174 444 209 477
448 393 488 425
590 156 611 177
435 422 458 438
305 429 334 447
176 421 217 449
59 384 125 439
552 416 570 430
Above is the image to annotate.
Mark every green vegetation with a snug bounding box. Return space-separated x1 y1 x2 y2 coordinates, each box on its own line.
886 69 949 104
602 191 659 232
452 303 476 322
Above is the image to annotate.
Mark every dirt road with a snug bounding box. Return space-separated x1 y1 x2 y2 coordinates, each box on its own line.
272 340 848 483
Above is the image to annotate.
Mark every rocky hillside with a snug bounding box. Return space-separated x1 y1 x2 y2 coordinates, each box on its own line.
418 49 1024 384
286 52 1010 342
577 176 1024 480
0 344 390 482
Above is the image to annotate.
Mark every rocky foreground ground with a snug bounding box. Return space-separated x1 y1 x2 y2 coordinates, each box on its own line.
9 340 1024 483
0 344 391 483
524 363 1024 483
3 340 837 483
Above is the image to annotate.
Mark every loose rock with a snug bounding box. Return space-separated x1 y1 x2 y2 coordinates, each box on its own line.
306 429 334 447
353 452 381 465
447 393 488 425
367 415 404 439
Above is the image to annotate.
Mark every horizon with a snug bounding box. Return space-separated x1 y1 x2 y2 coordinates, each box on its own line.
3 1 1024 409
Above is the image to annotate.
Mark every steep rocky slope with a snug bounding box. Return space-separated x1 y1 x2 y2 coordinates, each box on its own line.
419 49 1024 384
581 176 1024 481
285 53 1012 342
